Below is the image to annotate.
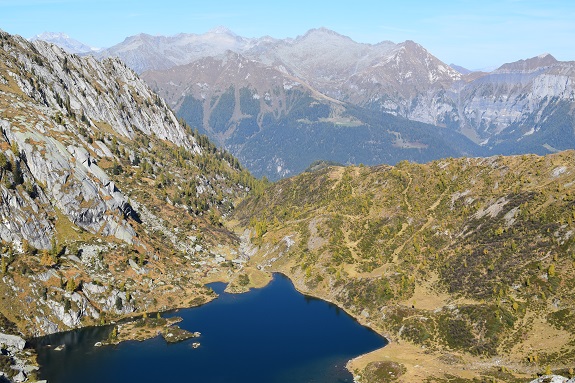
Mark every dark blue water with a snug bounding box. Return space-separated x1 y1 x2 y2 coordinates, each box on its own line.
34 274 387 383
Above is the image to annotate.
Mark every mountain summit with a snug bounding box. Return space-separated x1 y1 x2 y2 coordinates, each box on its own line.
97 29 254 73
495 53 559 73
30 31 98 54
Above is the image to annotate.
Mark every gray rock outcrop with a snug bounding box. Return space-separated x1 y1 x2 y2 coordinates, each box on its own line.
529 375 575 383
0 333 25 351
0 30 201 248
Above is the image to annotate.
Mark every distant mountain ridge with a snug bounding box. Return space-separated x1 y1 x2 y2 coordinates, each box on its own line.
101 28 575 179
96 27 265 73
450 64 473 75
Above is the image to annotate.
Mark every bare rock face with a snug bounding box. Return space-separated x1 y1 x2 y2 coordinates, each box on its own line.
0 176 53 249
529 376 573 383
20 37 195 148
435 54 575 146
0 332 26 351
0 30 251 340
0 30 199 248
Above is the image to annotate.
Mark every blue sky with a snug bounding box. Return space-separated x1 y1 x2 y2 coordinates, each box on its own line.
0 0 573 70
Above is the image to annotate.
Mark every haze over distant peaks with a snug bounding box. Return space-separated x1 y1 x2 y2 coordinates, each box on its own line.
208 25 238 35
97 28 258 73
449 64 473 75
495 52 558 73
138 26 575 179
30 32 99 54
96 27 402 74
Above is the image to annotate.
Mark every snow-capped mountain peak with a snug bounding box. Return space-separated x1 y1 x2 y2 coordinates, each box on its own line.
208 26 237 36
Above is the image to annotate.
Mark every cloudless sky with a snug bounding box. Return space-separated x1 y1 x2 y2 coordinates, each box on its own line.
0 0 573 70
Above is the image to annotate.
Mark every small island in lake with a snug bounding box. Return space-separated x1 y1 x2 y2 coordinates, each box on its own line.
102 315 200 346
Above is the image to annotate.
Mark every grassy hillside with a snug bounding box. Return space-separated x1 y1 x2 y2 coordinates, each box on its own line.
232 151 575 382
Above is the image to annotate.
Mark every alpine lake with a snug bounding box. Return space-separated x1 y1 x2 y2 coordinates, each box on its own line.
33 274 387 383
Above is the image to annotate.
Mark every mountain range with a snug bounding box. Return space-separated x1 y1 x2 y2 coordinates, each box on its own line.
78 27 573 179
141 50 480 178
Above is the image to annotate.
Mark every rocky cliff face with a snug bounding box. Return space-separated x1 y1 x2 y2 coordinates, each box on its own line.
0 30 257 339
1 30 196 249
396 54 575 150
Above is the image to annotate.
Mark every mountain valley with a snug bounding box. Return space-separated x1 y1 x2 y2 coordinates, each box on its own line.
0 26 574 383
142 50 481 179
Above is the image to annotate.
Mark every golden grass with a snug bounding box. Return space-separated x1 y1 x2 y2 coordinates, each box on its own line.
347 342 479 382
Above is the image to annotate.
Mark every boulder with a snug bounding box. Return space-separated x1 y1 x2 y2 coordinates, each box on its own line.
529 376 570 383
13 370 26 383
0 333 25 351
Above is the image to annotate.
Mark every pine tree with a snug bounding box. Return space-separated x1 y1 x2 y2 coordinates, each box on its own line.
22 239 30 255
40 249 53 266
12 159 23 186
66 278 76 292
0 152 8 170
50 237 58 255
10 142 19 157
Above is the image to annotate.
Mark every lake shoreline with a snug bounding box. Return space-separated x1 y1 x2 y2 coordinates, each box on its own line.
261 269 556 382
33 272 384 383
27 266 532 383
32 267 496 383
261 270 393 380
